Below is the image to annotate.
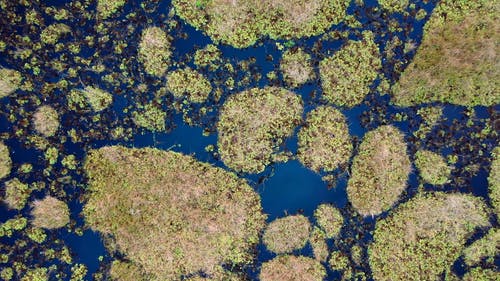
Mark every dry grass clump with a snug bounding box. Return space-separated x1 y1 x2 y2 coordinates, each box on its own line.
83 146 266 280
489 146 500 217
173 0 349 48
347 125 411 216
378 0 409 13
280 48 314 88
392 0 499 106
97 0 126 19
31 196 70 229
369 192 490 281
0 141 11 180
217 87 303 173
138 27 172 77
263 214 311 254
109 261 150 281
0 68 22 98
319 31 381 107
166 67 212 103
3 178 31 210
414 149 452 185
297 106 352 173
33 105 59 137
81 86 113 112
313 203 344 238
259 255 326 281
463 228 499 267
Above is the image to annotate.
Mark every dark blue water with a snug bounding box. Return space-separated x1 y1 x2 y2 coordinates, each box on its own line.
0 0 498 280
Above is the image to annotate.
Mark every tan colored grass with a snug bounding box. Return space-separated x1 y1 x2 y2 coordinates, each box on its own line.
259 255 326 281
31 196 70 229
263 214 311 254
0 68 22 99
0 142 11 180
33 105 59 137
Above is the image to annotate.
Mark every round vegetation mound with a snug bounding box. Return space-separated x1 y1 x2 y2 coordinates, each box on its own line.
259 255 326 281
280 48 314 88
31 196 70 229
0 68 22 99
97 0 127 19
173 0 350 48
347 125 411 216
313 204 344 238
83 146 266 280
33 105 59 137
0 142 11 180
391 0 499 106
3 178 31 210
166 67 212 103
217 87 303 173
132 103 167 132
263 214 311 254
297 106 352 173
138 26 172 77
414 149 451 185
81 86 113 112
489 146 500 217
320 31 381 107
369 192 490 281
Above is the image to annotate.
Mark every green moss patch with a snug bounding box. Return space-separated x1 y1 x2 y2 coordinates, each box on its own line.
40 23 71 45
297 106 352 172
0 68 22 99
3 178 31 210
97 0 127 19
138 27 172 77
320 31 381 107
347 125 411 216
81 86 113 112
489 147 500 217
463 228 499 267
414 149 452 185
33 105 60 137
217 87 303 173
166 67 212 103
369 192 490 281
132 103 167 132
0 142 11 180
259 255 326 281
280 48 314 88
31 196 70 229
83 146 266 280
391 1 499 106
263 214 311 254
173 0 350 48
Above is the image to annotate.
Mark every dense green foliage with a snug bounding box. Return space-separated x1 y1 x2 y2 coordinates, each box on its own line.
414 149 452 185
166 67 212 103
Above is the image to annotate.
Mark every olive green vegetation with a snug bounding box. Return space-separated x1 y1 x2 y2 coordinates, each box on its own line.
0 142 11 180
328 251 350 272
297 106 352 173
0 68 22 99
70 264 88 281
313 203 344 238
463 228 499 266
462 268 499 281
138 27 172 77
97 0 127 19
21 267 48 281
173 0 350 48
27 227 47 243
262 214 311 254
347 125 411 216
319 31 381 107
132 103 167 132
40 23 71 45
489 147 500 216
310 227 328 262
194 44 221 68
1 267 13 281
31 196 70 229
391 0 499 106
81 86 113 112
83 146 266 280
3 178 31 210
414 106 443 139
378 0 409 13
369 192 490 281
109 261 150 281
166 67 212 103
259 255 326 281
280 48 314 88
217 87 303 173
33 105 59 137
414 149 452 185
0 217 27 238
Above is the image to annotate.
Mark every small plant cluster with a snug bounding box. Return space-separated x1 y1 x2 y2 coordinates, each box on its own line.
279 48 314 88
414 149 452 185
263 214 311 254
30 196 70 229
138 27 172 77
97 0 127 19
0 68 22 98
3 178 31 210
33 105 60 137
0 141 11 180
166 67 212 103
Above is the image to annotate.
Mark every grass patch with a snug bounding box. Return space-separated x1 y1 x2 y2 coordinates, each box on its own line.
347 125 411 216
391 0 500 106
138 27 172 77
263 214 311 254
166 67 212 103
83 146 266 280
31 196 70 229
489 146 500 217
132 103 167 132
297 106 352 173
3 178 31 210
310 227 328 262
0 68 22 99
462 267 498 281
259 255 326 281
319 31 381 107
0 142 11 180
368 192 490 281
280 48 314 88
463 228 499 267
313 203 343 238
414 149 452 185
33 105 59 137
217 87 303 173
